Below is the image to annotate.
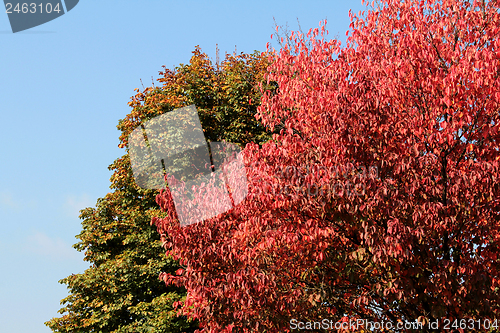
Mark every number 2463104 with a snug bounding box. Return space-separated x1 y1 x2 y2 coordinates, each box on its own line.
5 3 62 14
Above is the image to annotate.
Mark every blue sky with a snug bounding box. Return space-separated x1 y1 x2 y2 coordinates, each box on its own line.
0 1 367 332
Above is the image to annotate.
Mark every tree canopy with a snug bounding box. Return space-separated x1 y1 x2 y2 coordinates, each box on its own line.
153 0 500 331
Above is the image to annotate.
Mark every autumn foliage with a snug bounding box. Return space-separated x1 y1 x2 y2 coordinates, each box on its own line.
153 0 500 331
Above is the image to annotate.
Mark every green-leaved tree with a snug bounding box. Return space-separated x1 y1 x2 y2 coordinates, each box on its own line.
45 46 273 333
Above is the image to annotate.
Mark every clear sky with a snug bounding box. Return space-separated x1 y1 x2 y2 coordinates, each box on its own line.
0 1 367 332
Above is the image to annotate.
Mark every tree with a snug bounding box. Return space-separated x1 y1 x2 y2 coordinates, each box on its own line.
153 1 500 331
45 47 272 333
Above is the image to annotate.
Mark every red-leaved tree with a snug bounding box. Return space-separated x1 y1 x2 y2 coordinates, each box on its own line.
153 0 500 331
